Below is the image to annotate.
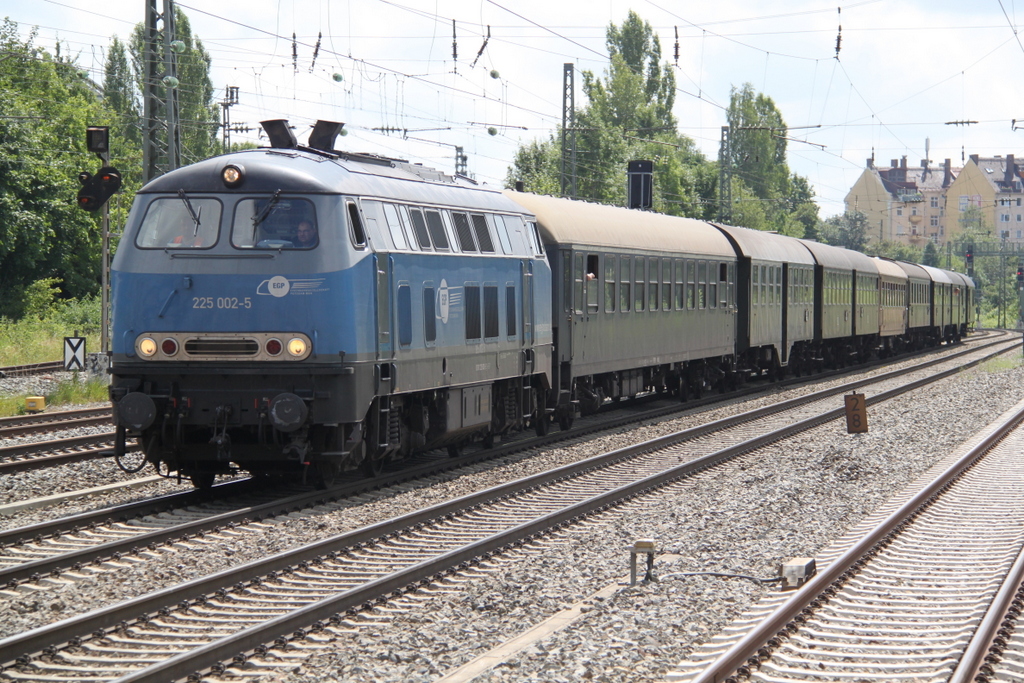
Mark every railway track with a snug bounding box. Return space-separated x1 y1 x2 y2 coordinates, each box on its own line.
0 335 1012 597
669 394 1024 683
0 432 137 475
0 360 64 378
0 407 111 439
0 334 1016 681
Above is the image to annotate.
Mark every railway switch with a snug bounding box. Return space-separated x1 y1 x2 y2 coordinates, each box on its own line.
630 539 657 585
780 557 817 590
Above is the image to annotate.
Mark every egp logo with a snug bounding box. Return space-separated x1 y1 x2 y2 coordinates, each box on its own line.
438 279 450 323
267 276 290 297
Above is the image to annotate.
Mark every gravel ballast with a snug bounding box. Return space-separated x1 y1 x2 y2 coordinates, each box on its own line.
1 347 1021 683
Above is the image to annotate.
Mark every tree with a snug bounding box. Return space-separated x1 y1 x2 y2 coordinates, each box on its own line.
0 19 108 318
921 241 939 267
505 11 717 218
819 211 869 252
723 84 819 233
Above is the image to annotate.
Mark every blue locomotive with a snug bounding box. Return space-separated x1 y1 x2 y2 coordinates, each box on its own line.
108 119 973 487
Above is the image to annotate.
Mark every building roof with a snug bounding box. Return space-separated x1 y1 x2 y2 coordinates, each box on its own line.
965 155 1024 194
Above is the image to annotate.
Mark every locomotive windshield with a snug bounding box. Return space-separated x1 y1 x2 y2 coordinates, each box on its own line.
135 197 222 249
231 197 318 249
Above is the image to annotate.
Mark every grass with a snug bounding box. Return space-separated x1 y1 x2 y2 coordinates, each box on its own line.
979 355 1024 373
0 376 109 417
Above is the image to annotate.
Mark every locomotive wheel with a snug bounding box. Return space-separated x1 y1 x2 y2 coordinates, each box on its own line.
534 412 550 437
189 471 215 490
361 456 384 477
315 460 341 489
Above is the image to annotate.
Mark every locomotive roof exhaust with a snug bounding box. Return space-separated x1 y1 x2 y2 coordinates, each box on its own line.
260 119 297 149
308 120 345 152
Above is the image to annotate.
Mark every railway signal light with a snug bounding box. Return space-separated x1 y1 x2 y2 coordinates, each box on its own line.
76 166 122 212
1017 264 1023 284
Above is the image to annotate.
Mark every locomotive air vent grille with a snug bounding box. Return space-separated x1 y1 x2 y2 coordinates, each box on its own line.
185 338 260 356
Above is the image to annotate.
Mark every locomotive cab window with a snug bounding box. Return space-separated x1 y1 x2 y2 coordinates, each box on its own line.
137 196 222 249
230 196 316 249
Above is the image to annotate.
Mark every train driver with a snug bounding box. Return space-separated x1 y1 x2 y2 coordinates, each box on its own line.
294 220 318 248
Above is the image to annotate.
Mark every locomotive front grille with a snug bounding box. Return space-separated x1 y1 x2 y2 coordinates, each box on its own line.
185 338 260 356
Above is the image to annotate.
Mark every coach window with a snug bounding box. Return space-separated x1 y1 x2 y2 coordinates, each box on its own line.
574 253 585 315
719 263 729 308
397 284 412 347
634 257 646 311
562 252 573 313
752 265 759 306
604 255 616 313
648 257 659 311
698 261 707 309
423 284 437 344
662 259 672 310
686 260 696 309
619 256 631 312
587 254 599 313
409 209 432 250
425 210 450 250
708 262 718 309
728 263 736 307
674 260 684 310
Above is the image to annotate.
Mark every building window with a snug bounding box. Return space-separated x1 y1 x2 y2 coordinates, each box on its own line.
930 217 938 227
1001 214 1011 222
931 196 939 208
896 207 903 216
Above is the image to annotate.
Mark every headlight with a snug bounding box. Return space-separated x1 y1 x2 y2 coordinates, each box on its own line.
161 338 179 356
265 338 282 356
138 337 157 357
287 337 307 357
222 164 244 187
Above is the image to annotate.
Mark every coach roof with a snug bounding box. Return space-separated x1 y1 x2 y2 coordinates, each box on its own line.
504 191 735 258
711 223 815 264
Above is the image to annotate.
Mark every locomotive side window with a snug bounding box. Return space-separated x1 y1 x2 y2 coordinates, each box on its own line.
465 285 481 340
472 214 495 253
423 285 437 343
382 203 409 250
425 211 450 250
484 285 500 339
137 197 222 249
452 212 477 252
397 284 412 347
347 201 366 248
506 285 517 337
528 221 545 256
409 210 432 250
492 214 513 254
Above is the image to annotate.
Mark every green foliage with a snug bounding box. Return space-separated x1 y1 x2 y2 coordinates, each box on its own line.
21 277 63 319
0 19 109 318
819 211 869 252
0 376 109 417
866 240 924 264
921 241 939 266
0 302 101 366
505 12 717 218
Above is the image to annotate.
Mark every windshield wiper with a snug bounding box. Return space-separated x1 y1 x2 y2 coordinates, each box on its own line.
251 189 283 240
177 189 202 236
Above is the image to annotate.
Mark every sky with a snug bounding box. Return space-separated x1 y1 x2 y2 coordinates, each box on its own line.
7 0 1024 219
